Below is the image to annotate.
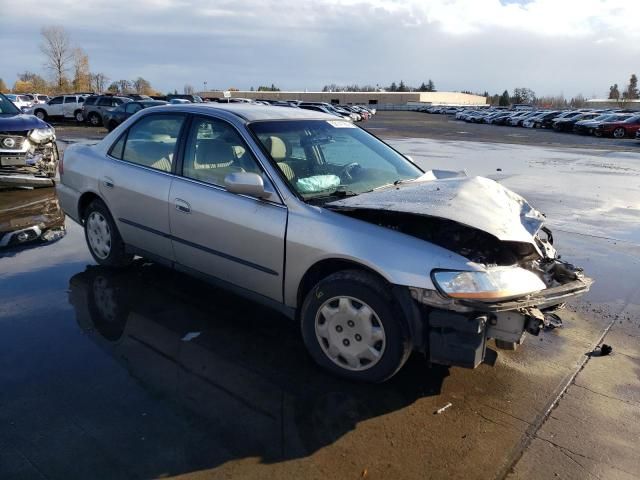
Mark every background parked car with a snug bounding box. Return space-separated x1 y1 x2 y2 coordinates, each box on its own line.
573 114 628 135
22 93 50 105
595 115 640 138
103 100 167 131
31 94 88 121
82 95 132 126
553 113 600 132
5 94 33 111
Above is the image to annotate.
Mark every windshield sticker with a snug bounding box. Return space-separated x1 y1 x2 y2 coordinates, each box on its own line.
327 120 356 128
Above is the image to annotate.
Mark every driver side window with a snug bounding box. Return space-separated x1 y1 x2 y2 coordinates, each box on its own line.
181 117 262 188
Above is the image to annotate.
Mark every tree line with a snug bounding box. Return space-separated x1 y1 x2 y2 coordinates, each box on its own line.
608 74 638 101
321 80 436 93
0 25 159 97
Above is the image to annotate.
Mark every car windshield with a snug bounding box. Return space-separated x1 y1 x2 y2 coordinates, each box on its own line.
0 94 20 114
250 119 423 200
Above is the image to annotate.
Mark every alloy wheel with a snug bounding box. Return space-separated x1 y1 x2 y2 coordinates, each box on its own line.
613 127 626 139
315 296 386 371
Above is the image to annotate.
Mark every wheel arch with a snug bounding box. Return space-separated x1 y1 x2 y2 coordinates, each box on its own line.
296 258 389 312
77 191 104 223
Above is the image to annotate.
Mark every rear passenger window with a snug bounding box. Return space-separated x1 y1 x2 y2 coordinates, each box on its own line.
64 96 77 103
120 114 185 172
182 117 262 187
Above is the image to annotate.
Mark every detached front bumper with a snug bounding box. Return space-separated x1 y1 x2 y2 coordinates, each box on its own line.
409 275 593 369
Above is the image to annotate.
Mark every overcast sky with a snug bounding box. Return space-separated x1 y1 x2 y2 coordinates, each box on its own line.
1 0 639 97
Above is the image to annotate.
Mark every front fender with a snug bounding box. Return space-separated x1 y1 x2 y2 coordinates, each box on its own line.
284 203 477 308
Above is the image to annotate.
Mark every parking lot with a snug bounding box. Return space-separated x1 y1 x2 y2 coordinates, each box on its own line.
2 111 639 480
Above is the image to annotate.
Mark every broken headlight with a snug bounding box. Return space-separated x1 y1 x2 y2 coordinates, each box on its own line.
28 127 55 144
432 267 546 301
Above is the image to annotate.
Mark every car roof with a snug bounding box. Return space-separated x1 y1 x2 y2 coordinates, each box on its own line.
158 103 337 121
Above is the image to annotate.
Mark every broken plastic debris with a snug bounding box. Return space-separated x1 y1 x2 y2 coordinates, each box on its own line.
543 313 563 330
600 344 613 356
435 402 452 415
181 332 201 342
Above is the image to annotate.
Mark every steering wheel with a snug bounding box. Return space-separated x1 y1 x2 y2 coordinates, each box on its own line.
340 162 361 181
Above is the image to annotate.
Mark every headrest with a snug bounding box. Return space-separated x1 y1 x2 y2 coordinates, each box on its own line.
265 136 287 160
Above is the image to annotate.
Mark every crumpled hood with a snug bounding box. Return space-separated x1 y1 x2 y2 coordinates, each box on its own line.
0 113 50 132
327 174 546 246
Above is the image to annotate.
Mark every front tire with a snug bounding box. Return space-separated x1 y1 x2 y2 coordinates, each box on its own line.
88 112 102 126
84 199 133 268
107 120 118 132
300 270 412 383
613 127 626 139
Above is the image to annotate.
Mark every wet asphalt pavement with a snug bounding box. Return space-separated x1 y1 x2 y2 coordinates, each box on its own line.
1 113 639 479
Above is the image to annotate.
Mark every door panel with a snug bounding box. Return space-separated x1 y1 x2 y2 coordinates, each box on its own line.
99 161 174 260
168 115 286 301
98 113 187 261
169 179 286 301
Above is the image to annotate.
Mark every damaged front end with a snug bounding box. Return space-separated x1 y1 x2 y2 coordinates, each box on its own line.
328 174 593 369
0 128 59 184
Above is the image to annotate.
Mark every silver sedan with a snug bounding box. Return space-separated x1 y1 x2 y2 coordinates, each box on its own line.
57 104 592 382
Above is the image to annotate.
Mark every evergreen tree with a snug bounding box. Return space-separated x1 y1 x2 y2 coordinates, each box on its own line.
624 74 638 100
499 90 510 106
427 79 435 92
397 80 407 92
608 83 620 100
389 82 398 92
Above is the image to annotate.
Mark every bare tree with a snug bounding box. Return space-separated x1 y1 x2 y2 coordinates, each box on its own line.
0 78 8 92
91 73 109 93
132 77 154 95
72 47 91 92
183 84 195 95
117 79 131 94
40 26 74 90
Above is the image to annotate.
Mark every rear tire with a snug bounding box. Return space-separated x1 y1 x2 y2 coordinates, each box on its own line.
300 270 412 383
75 110 84 123
83 199 133 268
34 109 47 120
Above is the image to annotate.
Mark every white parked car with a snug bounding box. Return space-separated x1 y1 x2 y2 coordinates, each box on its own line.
30 94 88 121
5 94 33 110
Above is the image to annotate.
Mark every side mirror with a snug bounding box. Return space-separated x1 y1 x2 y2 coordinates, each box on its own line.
224 172 268 198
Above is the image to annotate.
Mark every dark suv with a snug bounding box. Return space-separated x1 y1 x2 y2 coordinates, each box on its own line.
82 95 131 126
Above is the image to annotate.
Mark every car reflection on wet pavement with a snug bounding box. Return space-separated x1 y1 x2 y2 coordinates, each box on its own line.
1 130 639 480
0 186 65 252
67 262 448 476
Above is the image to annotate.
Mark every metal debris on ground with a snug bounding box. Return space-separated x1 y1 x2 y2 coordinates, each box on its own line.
435 402 453 414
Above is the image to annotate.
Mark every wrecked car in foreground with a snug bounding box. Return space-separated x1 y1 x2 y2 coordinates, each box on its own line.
56 104 592 382
0 93 58 188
